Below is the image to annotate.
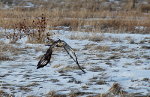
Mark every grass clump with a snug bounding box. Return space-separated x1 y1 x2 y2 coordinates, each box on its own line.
94 45 110 52
46 91 66 97
109 83 127 96
0 90 14 97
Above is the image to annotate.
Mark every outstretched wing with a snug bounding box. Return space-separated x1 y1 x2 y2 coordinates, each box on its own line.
37 47 53 69
63 42 86 73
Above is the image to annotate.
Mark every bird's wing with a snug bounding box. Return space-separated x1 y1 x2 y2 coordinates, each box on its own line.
63 42 86 73
37 47 53 69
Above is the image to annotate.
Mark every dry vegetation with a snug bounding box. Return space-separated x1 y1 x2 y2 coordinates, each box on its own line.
45 83 143 97
0 0 150 39
1 9 150 33
0 89 14 97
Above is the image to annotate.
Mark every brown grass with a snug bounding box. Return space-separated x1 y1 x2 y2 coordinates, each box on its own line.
0 41 31 61
94 45 111 52
0 43 20 53
139 4 150 13
58 65 82 73
46 91 66 97
109 83 127 96
19 86 32 92
0 90 14 97
0 1 150 44
0 53 13 61
70 33 105 42
0 9 150 32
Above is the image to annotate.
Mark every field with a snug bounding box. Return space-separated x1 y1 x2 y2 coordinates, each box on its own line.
0 0 150 97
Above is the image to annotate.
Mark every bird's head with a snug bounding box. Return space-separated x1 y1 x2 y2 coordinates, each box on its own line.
56 39 65 47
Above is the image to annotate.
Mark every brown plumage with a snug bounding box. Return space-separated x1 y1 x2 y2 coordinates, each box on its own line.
37 47 52 69
37 39 86 73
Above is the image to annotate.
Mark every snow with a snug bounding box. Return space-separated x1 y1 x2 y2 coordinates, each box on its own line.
0 29 150 96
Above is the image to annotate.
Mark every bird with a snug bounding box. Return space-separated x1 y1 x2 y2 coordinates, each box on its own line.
37 39 86 73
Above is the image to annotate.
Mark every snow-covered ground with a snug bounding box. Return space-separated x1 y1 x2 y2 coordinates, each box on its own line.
0 29 150 96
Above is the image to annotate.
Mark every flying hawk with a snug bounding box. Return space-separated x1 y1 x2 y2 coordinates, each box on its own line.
37 39 86 73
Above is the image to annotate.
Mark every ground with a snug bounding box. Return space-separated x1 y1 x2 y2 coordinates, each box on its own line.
0 29 150 97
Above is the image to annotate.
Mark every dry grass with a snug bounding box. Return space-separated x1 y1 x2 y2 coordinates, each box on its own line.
19 86 32 92
27 96 38 97
0 42 18 60
0 53 13 61
69 91 94 97
70 33 105 42
25 83 39 87
0 8 150 34
46 91 66 97
58 65 83 73
107 83 127 97
0 1 150 44
83 44 97 50
94 45 111 52
108 37 122 43
90 83 127 97
0 43 20 53
0 90 14 97
139 4 150 13
0 41 31 61
89 66 105 72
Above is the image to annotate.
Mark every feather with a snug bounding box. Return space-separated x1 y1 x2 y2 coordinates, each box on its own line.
37 47 53 69
37 39 61 69
63 42 86 73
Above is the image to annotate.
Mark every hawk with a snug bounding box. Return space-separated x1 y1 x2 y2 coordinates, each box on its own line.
37 39 86 73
